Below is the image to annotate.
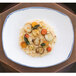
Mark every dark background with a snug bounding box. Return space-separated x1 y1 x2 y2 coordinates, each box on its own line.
0 3 76 72
63 3 76 13
0 3 76 13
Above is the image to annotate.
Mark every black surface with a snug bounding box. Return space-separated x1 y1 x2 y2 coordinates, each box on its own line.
59 62 76 72
0 3 76 13
0 3 76 72
64 3 76 13
0 3 18 13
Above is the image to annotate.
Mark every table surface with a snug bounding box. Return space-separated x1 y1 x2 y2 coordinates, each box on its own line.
0 3 76 72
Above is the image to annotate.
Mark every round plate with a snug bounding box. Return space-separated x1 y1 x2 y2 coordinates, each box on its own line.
2 7 74 68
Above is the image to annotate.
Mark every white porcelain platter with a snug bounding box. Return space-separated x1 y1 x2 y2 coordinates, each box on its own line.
2 7 74 68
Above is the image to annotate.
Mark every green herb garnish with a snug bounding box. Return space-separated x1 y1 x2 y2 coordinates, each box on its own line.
41 43 45 46
33 25 40 29
24 37 30 45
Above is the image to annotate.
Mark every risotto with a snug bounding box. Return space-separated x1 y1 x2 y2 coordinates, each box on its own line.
19 20 56 57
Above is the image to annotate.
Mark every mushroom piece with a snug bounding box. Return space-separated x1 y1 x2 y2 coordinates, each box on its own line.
33 38 40 46
24 24 32 33
36 47 44 54
45 33 53 41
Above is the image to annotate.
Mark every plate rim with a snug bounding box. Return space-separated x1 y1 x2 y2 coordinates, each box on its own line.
2 6 74 68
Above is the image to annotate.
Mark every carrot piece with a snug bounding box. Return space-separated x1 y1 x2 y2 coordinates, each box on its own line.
43 41 49 46
21 42 27 48
32 22 38 27
47 46 52 52
25 34 29 38
41 29 47 35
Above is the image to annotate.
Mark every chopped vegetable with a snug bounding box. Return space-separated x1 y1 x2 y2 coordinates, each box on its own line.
47 46 52 52
25 34 29 38
33 25 40 29
41 43 45 46
21 42 27 48
32 22 38 27
24 37 30 45
43 41 49 46
41 29 47 35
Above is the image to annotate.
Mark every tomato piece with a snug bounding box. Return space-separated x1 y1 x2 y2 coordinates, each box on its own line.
47 46 52 52
21 42 27 48
43 41 49 46
25 34 29 38
41 29 47 35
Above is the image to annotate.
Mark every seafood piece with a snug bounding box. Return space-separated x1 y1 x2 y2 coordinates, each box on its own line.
32 29 39 37
33 38 40 46
45 33 53 41
36 47 44 54
24 24 32 33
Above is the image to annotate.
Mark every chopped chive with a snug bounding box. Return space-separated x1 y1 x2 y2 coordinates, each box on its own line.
24 37 30 45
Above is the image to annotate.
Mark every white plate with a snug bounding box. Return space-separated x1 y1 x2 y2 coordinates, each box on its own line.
2 7 74 68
